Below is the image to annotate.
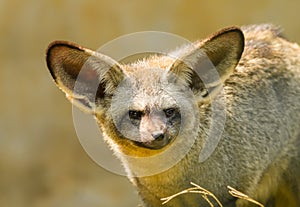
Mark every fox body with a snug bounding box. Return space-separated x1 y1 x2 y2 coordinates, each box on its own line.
46 24 300 206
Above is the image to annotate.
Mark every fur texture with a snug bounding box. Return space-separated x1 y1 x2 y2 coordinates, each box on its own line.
46 24 300 207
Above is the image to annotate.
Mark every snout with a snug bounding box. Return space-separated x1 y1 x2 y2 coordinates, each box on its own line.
136 110 175 149
152 131 165 141
136 131 171 149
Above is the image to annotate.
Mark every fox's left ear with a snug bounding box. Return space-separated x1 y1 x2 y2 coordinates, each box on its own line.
46 41 124 114
169 27 244 99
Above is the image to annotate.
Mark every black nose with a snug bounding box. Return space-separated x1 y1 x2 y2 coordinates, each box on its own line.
152 132 165 141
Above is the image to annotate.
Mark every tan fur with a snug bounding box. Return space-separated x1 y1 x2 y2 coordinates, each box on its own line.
46 24 300 207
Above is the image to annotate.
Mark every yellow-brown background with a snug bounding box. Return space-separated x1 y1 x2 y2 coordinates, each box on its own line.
1 1 300 206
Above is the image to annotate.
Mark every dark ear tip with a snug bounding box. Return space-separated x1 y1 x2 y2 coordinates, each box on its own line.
46 40 85 57
45 40 87 81
213 26 245 58
211 26 244 42
227 26 244 43
46 41 66 81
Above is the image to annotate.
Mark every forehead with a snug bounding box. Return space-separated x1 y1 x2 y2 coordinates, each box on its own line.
122 54 175 73
113 55 184 110
127 68 178 110
131 88 178 111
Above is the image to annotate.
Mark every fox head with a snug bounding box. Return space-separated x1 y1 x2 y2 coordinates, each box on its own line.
46 27 244 158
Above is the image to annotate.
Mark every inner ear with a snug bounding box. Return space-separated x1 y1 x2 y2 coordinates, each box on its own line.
46 41 124 113
168 27 244 99
168 60 207 96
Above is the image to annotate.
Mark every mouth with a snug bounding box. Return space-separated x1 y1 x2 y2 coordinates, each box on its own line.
134 136 172 149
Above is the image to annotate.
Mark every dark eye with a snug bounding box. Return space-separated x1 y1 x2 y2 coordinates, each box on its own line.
164 108 176 118
128 110 143 120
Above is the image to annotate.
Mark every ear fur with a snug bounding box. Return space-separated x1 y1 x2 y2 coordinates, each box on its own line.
168 27 244 99
46 41 124 113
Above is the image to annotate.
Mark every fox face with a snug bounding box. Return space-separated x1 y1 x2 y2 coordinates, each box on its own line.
109 67 183 149
46 27 244 157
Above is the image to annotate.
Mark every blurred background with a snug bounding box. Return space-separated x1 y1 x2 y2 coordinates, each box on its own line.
1 0 300 206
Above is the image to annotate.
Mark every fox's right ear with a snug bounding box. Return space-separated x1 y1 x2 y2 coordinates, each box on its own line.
46 41 124 114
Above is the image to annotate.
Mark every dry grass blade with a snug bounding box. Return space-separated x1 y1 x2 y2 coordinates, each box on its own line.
227 186 264 207
160 182 223 207
160 182 265 207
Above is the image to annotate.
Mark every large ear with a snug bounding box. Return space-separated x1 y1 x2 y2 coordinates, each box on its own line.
46 41 124 114
168 27 244 99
